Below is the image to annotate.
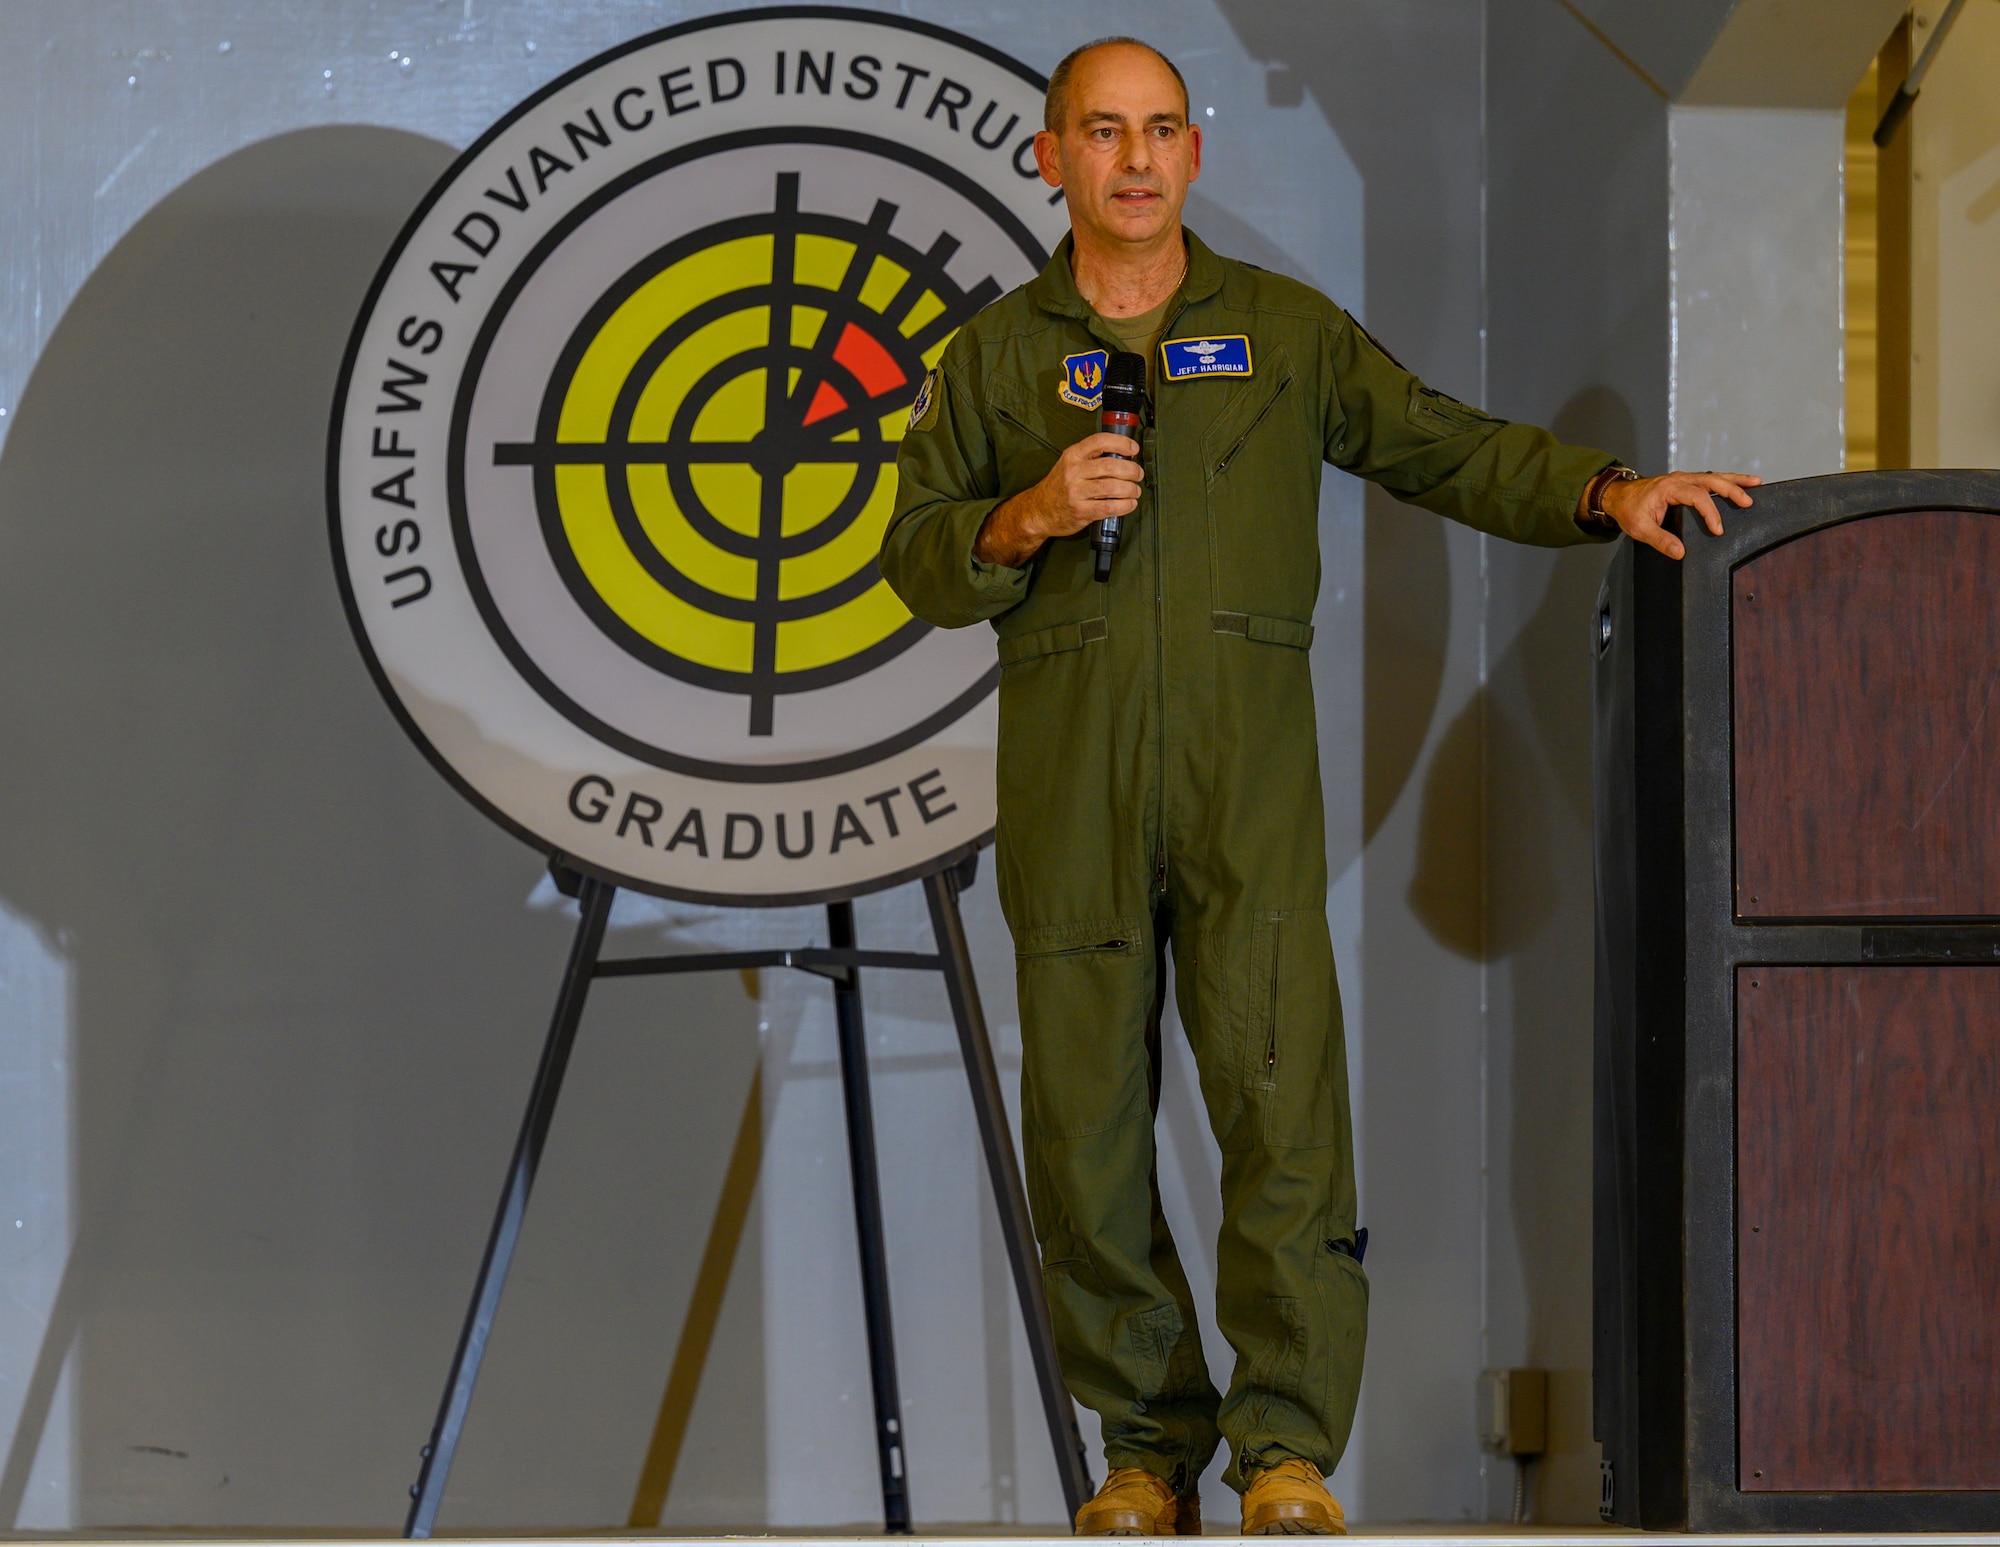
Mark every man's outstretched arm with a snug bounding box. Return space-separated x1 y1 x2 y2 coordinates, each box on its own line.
1324 309 1758 556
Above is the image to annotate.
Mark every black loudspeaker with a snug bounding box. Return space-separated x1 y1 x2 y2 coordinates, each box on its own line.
1592 470 2000 1532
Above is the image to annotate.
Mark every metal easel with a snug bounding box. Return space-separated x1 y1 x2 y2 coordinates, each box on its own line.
400 846 1092 1536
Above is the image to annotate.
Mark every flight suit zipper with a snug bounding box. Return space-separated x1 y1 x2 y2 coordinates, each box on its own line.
1152 418 1169 901
1078 307 1171 899
1151 297 1187 904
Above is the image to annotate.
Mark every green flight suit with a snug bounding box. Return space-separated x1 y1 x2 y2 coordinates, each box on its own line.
881 230 1613 1496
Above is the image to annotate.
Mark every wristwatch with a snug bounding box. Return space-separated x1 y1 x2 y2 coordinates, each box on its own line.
1583 464 1639 528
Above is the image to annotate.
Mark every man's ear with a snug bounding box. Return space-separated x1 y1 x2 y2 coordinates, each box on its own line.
1186 124 1202 183
1032 128 1063 188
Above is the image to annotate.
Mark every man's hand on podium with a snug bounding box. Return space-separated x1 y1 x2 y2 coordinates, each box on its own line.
1595 470 1762 560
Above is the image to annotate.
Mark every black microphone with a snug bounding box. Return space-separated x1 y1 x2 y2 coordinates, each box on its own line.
1092 351 1147 583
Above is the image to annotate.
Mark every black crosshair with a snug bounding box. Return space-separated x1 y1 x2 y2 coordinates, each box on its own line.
497 172 1001 735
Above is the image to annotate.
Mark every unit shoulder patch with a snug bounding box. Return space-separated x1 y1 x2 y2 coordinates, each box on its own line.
1161 334 1253 381
1059 349 1108 410
907 367 942 433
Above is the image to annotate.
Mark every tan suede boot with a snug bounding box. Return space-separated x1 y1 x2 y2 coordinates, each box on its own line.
1076 1467 1202 1535
1240 1459 1345 1536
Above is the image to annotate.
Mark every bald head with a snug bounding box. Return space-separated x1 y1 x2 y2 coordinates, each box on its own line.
1044 37 1189 135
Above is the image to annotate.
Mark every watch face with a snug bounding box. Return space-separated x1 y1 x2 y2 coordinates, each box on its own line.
330 10 1064 903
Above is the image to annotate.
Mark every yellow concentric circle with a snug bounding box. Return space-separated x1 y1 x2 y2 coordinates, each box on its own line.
495 171 995 735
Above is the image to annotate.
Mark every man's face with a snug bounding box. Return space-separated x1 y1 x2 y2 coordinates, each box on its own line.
1035 45 1201 250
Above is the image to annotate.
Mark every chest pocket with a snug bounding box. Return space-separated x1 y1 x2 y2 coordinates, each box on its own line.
1199 346 1320 624
986 374 1064 486
984 372 1104 626
1201 349 1296 484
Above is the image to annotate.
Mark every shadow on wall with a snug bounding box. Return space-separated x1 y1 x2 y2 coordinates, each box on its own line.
1364 486 1451 857
1214 0 1487 869
0 126 764 1531
1398 385 1633 1522
1498 386 1633 1524
1213 0 1636 954
1404 387 1636 959
1218 0 1479 375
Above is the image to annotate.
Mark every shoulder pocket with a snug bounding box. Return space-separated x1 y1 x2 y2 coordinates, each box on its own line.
1201 346 1296 484
997 615 1109 666
1407 381 1494 436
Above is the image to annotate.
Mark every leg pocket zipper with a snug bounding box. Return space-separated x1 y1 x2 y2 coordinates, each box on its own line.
1016 917 1146 963
1020 937 1131 961
1264 925 1282 1075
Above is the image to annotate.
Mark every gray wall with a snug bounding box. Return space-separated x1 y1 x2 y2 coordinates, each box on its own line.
0 0 1879 1533
1482 2 1671 1521
1477 0 1890 1523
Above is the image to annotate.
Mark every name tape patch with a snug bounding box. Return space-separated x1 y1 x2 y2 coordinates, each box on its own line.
1059 349 1108 409
1161 335 1253 381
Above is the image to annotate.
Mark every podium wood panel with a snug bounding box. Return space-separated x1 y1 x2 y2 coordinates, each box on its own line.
1733 509 2000 918
1737 964 2000 1491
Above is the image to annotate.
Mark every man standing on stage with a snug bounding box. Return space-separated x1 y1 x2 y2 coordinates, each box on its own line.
882 36 1755 1537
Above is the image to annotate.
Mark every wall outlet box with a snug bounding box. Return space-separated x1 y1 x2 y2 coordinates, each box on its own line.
1480 1367 1548 1456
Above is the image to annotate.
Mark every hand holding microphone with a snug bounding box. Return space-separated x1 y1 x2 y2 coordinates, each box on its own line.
967 351 1149 571
1090 351 1148 582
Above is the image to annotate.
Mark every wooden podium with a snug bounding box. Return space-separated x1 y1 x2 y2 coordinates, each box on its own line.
1592 471 2000 1531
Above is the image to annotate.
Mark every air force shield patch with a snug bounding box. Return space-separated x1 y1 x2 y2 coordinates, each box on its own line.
1059 349 1108 409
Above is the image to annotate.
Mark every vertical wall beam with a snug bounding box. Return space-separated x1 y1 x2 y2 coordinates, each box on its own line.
1877 18 1913 468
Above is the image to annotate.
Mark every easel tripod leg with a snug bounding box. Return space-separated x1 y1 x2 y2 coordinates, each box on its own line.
826 900 914 1534
403 874 615 1538
923 866 1095 1522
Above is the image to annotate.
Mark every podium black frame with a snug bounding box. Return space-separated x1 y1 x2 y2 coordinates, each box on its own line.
401 847 1092 1536
1592 469 2000 1532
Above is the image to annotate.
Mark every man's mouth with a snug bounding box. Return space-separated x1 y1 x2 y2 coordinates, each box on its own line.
1112 188 1160 205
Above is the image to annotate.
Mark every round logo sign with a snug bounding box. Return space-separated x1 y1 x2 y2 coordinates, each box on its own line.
330 8 1065 903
